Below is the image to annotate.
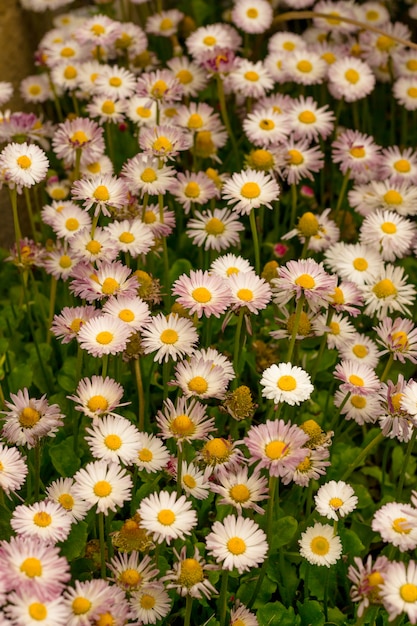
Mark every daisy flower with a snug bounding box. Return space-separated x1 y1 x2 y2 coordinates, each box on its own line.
312 312 357 351
68 375 128 421
0 444 28 496
324 242 384 286
172 356 229 400
92 64 136 100
0 141 49 188
133 432 170 474
372 502 417 552
4 591 70 626
85 415 142 465
381 560 417 624
186 207 244 252
20 74 52 104
102 295 151 332
108 551 158 592
299 522 342 567
362 264 416 317
210 253 254 278
50 61 82 93
11 500 73 543
232 0 273 33
86 94 127 125
230 603 259 626
0 81 13 105
167 56 208 97
125 96 157 127
136 68 183 103
192 347 235 382
62 578 110 626
379 145 417 185
105 218 155 257
69 227 118 264
45 477 90 522
331 128 381 182
138 490 197 545
156 397 215 448
90 588 130 626
348 555 390 618
74 13 122 48
211 467 268 515
268 31 306 55
77 314 133 358
272 258 336 311
172 270 230 319
334 360 380 396
374 316 417 364
242 107 290 147
228 271 272 314
379 376 413 442
178 461 212 500
121 153 175 197
222 168 280 215
260 362 314 406
129 582 171 625
186 23 241 59
359 210 416 262
362 179 417 217
139 123 192 160
328 56 376 101
52 116 105 167
206 514 268 574
286 95 335 141
314 480 358 520
284 48 327 85
72 460 133 515
400 380 417 419
199 437 245 475
140 312 199 363
162 546 217 599
338 332 380 369
334 388 381 425
227 59 274 99
393 76 417 110
70 260 139 302
291 448 331 487
244 419 309 478
71 174 128 218
170 170 219 214
278 137 324 185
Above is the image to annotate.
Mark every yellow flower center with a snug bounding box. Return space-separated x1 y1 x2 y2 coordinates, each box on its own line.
350 394 367 409
297 60 313 73
17 155 32 169
345 68 359 84
352 344 368 358
93 480 112 497
58 493 74 510
329 497 343 509
368 571 384 587
29 85 41 95
353 257 368 271
101 101 115 115
85 240 102 256
184 181 201 198
153 136 173 152
240 181 261 199
247 7 258 18
205 217 225 235
349 374 364 387
171 414 195 436
71 130 89 145
392 517 411 534
295 273 315 289
259 118 275 130
33 511 52 527
72 597 92 615
140 594 156 609
192 287 212 303
187 113 204 129
392 330 409 350
188 376 208 394
349 146 365 158
136 106 152 118
157 509 175 525
236 288 253 302
407 59 417 72
244 71 259 82
230 484 250 503
283 41 295 51
119 232 135 244
118 309 134 323
288 149 304 165
70 318 83 333
20 557 42 578
381 221 397 234
203 35 217 46
391 392 403 412
65 217 79 231
93 185 110 202
250 149 274 168
204 438 228 459
376 35 394 51
394 159 411 173
179 558 204 587
101 277 119 295
96 331 114 345
64 66 77 79
139 448 153 462
298 212 319 237
277 374 297 391
183 474 196 489
29 603 47 620
400 583 417 603
104 434 122 450
298 110 316 124
227 537 246 555
372 278 397 299
310 535 330 555
96 611 115 626
384 190 402 205
19 407 41 427
109 76 122 87
59 255 72 269
226 267 239 276
176 69 193 84
332 287 345 305
120 568 141 587
329 321 340 335
326 11 341 24
265 440 287 460
87 395 109 412
143 210 156 224
408 87 417 98
91 23 105 35
160 329 179 344
366 9 379 20
151 80 168 98
322 51 336 64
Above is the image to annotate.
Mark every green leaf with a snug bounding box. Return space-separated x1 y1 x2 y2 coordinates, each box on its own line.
8 362 33 393
257 602 300 626
169 258 193 284
326 606 347 625
270 516 298 551
59 521 88 561
49 437 81 477
339 527 365 556
297 600 325 626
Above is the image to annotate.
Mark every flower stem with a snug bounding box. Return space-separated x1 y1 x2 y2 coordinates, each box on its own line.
341 431 384 481
134 358 145 431
286 293 305 363
218 570 229 626
46 276 57 344
249 209 261 275
176 445 184 497
216 75 239 166
333 169 351 218
184 594 193 626
311 308 333 383
379 353 394 383
98 511 107 579
9 187 22 264
233 308 245 384
24 187 37 241
397 428 417 500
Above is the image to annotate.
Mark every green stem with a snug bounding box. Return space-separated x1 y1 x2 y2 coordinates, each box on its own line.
311 308 334 383
46 276 57 344
24 187 37 241
98 511 107 579
216 75 239 165
341 431 384 481
218 570 229 626
9 187 22 264
286 293 305 363
176 445 184 497
249 210 261 275
101 354 109 378
333 169 351 218
233 309 245 384
380 353 394 383
184 594 193 626
33 444 41 502
134 358 145 431
397 428 417 500
74 148 82 182
290 183 298 229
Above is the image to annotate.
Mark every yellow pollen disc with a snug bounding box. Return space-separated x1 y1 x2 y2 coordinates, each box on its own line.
61 47 75 57
407 59 417 72
20 557 42 578
329 497 343 509
184 181 201 198
96 611 115 626
101 277 119 295
93 185 110 202
71 130 88 145
17 155 32 169
65 217 79 231
352 344 368 358
299 110 316 124
160 329 179 344
230 484 250 503
310 536 330 555
259 118 275 130
353 257 368 271
50 188 66 200
86 240 102 254
151 79 168 97
400 583 417 603
58 493 74 510
392 517 411 533
96 331 114 345
377 35 394 51
408 87 417 98
241 181 261 200
288 149 304 165
101 100 115 115
392 330 409 350
29 85 41 95
297 456 312 472
322 51 336 64
104 434 122 450
176 69 193 84
295 273 315 289
394 159 411 173
153 136 173 152
171 414 194 435
226 267 239 276
143 210 156 224
368 571 384 587
204 438 228 459
345 68 359 83
349 374 364 387
205 217 225 235
119 231 135 244
109 76 122 87
350 146 365 158
381 221 397 234
183 474 196 489
120 568 141 586
326 11 341 24
247 7 258 17
227 536 246 555
188 376 208 394
236 288 253 302
87 163 101 175
384 190 402 205
179 559 204 587
118 309 134 323
140 167 158 184
91 23 105 35
58 254 72 270
93 480 112 497
160 17 174 30
332 286 345 305
29 603 47 620
391 392 403 412
298 212 319 237
70 318 83 332
72 597 92 615
136 106 152 118
265 440 287 460
139 448 153 462
250 149 274 168
187 113 204 129
140 594 156 609
329 321 340 335
64 66 77 79
192 287 212 303
0 461 3 471
19 407 40 427
366 9 379 20
158 509 175 525
297 60 313 73
87 395 109 412
33 511 52 527
351 394 367 408
203 35 217 46
277 374 297 391
372 278 397 299
244 70 260 82
283 41 295 51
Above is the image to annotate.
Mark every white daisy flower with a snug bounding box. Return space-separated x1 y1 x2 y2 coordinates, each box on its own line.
77 314 133 357
222 168 280 215
0 141 49 188
67 375 128 421
85 415 142 465
362 263 416 317
133 432 171 473
11 500 73 543
140 313 199 363
129 582 171 624
231 0 273 34
138 490 197 544
381 561 417 624
46 477 90 522
260 362 314 406
105 218 155 257
314 480 358 520
72 460 133 515
359 210 416 262
299 522 342 567
372 502 417 552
